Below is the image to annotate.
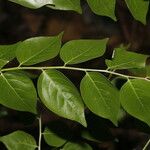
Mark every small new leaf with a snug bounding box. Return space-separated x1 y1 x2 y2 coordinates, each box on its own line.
80 72 119 125
60 39 107 65
120 79 150 126
106 48 148 70
0 130 37 150
0 72 37 114
38 69 87 127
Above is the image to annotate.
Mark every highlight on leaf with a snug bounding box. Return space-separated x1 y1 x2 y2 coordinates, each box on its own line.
37 69 87 127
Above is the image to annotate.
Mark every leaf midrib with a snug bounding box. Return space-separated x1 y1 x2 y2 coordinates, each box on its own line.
1 73 34 112
19 38 57 65
86 73 111 112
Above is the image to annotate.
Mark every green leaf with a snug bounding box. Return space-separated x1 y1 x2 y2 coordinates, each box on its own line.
87 0 116 20
9 0 81 13
0 72 37 114
0 130 37 150
120 79 150 126
0 43 19 69
9 0 52 9
80 72 119 125
16 34 62 66
38 69 87 127
0 59 8 69
43 127 66 147
60 39 107 65
129 65 150 78
125 0 149 24
106 48 148 70
62 142 92 150
47 0 82 13
81 130 101 143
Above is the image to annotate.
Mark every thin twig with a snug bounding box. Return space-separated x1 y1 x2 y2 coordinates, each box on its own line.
0 66 149 81
143 138 150 150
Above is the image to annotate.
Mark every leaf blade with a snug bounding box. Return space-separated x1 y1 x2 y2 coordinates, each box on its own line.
120 79 150 126
106 48 148 70
0 130 37 150
62 142 92 150
125 0 149 24
16 35 62 66
0 72 37 114
9 0 52 9
80 72 119 125
87 0 116 20
38 69 87 126
48 0 81 13
60 39 107 65
43 127 66 147
0 42 19 69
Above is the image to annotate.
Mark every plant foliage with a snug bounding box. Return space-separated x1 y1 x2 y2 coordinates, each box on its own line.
1 0 150 150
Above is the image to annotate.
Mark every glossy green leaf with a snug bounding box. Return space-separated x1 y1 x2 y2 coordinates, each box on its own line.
120 79 150 126
62 142 92 150
16 34 62 66
80 72 119 125
9 0 81 13
38 69 87 127
60 39 107 65
0 43 19 69
43 127 66 147
47 0 81 13
106 48 148 70
9 0 52 9
0 130 37 150
87 0 116 20
0 72 37 114
125 0 149 24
